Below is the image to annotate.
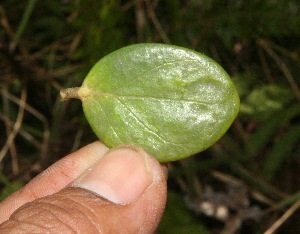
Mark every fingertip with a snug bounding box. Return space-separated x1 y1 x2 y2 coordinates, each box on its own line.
74 145 161 204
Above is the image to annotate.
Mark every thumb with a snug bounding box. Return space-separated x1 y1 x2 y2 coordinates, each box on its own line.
0 146 167 233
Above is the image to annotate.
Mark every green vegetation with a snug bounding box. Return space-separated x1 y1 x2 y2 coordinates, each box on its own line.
62 43 240 162
1 0 299 233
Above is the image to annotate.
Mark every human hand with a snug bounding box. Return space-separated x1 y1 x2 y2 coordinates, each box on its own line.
0 142 167 233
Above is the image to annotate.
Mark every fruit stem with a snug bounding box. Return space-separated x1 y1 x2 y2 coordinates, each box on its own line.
60 87 81 101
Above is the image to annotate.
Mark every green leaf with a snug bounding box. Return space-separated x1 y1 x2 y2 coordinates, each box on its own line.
61 44 240 162
248 104 300 155
262 123 300 181
240 84 294 120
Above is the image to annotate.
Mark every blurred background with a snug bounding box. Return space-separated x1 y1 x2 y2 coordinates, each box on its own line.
0 0 299 233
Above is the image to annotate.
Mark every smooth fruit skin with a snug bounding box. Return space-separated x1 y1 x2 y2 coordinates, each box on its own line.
80 43 240 162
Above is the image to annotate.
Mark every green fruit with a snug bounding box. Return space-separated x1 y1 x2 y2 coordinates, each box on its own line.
61 44 240 162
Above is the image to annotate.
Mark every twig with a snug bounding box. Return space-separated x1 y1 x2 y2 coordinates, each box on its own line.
9 0 37 52
257 39 300 102
212 170 274 206
230 161 287 201
257 46 273 83
0 87 27 163
1 86 19 175
135 0 147 42
264 199 300 234
0 113 41 148
145 0 171 44
3 91 50 160
0 6 15 38
265 191 300 213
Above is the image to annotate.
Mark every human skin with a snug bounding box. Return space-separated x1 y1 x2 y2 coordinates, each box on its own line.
0 141 168 233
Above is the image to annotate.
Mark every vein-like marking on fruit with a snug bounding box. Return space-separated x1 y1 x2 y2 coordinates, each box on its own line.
60 85 222 109
75 86 216 107
115 97 189 146
92 98 123 144
120 58 204 88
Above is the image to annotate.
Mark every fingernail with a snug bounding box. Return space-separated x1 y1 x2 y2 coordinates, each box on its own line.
73 146 153 204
